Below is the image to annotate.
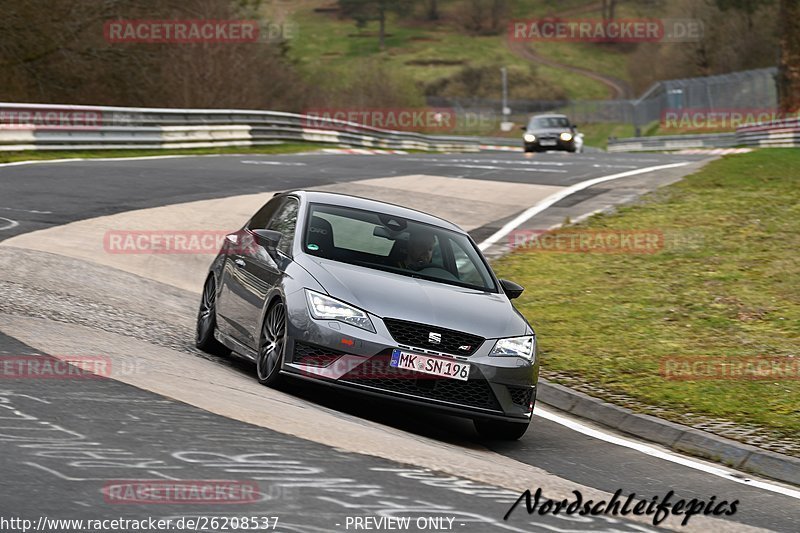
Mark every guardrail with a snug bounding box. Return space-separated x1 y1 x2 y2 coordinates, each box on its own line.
608 116 800 152
607 133 738 152
737 117 800 147
0 103 481 153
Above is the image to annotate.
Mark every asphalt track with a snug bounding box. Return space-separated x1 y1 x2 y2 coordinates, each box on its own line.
1 150 798 532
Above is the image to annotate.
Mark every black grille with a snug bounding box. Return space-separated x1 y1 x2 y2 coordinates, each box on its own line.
292 342 344 367
508 386 534 407
383 318 484 356
341 355 500 411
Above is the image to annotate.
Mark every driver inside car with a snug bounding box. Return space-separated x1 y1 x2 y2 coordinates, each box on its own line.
397 228 436 271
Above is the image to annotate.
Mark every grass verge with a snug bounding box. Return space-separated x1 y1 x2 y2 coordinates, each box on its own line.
492 149 799 440
0 143 330 164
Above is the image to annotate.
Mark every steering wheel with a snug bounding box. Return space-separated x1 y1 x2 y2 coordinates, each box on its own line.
415 266 460 281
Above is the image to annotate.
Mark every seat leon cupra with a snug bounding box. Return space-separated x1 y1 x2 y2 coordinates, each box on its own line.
196 191 538 439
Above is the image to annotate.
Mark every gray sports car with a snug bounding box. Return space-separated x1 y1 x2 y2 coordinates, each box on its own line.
196 191 538 439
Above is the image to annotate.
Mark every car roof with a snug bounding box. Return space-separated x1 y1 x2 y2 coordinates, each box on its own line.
280 190 464 233
530 113 569 119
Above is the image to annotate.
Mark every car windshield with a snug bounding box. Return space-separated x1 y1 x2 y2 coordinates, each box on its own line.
530 116 570 129
303 203 497 292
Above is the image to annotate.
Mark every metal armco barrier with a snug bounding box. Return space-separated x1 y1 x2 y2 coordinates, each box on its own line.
607 133 738 152
736 117 800 147
0 103 481 152
608 117 800 152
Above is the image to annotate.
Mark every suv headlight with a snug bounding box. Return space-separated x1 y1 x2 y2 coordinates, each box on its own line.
560 132 573 141
305 289 375 333
490 335 535 361
523 133 536 143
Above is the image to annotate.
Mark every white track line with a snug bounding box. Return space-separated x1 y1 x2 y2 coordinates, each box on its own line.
477 161 800 499
0 217 19 231
536 406 800 500
478 162 691 251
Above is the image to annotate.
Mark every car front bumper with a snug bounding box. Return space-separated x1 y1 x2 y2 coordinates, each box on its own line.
280 289 538 422
524 138 576 151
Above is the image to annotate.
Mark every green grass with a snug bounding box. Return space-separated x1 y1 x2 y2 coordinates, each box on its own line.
574 122 637 148
291 10 528 80
492 150 800 439
0 143 330 164
535 63 609 100
288 4 611 101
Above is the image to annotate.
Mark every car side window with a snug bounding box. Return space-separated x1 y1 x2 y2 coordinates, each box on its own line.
248 198 281 230
267 198 299 256
449 238 488 287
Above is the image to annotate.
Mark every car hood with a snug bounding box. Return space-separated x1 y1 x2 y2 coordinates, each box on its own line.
296 255 530 339
526 128 572 137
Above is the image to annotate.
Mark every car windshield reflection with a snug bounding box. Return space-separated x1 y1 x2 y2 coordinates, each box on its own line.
303 203 497 293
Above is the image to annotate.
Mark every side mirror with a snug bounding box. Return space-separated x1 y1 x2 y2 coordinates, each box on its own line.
499 279 524 300
519 125 527 131
572 124 578 129
251 229 282 252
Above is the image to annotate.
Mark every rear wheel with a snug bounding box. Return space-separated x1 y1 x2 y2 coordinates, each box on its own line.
256 301 286 386
195 275 230 356
474 419 530 440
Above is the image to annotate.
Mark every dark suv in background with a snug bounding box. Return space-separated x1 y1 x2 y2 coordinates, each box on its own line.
522 114 579 153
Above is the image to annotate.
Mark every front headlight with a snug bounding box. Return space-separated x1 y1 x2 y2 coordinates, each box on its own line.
560 132 573 141
490 335 535 361
523 133 536 143
305 289 375 333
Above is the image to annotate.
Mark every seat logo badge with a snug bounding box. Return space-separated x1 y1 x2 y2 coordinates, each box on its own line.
428 332 442 344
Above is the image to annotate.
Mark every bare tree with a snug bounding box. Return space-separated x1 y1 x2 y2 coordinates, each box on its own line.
778 0 800 111
0 0 307 110
338 0 415 50
455 0 508 35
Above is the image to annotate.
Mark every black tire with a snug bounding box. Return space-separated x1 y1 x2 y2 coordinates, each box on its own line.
474 419 530 440
196 275 230 356
256 300 286 387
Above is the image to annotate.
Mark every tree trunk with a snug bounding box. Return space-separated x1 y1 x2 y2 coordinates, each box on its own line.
427 0 439 21
778 0 800 112
378 3 386 50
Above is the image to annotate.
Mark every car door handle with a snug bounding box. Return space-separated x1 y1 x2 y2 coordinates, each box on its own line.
233 258 246 268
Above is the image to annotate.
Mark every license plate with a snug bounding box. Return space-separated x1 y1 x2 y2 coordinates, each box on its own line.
390 349 470 381
540 139 557 146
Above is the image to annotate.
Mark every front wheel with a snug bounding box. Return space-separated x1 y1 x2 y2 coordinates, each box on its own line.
256 301 286 386
196 275 230 356
474 419 530 440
